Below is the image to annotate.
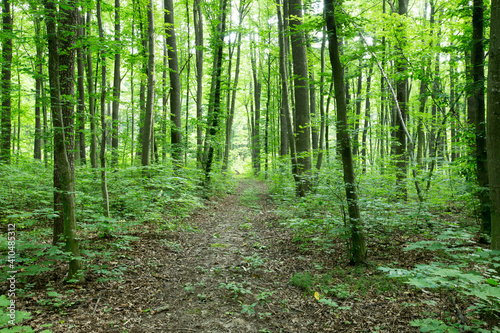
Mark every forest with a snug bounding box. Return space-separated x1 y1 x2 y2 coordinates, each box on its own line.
0 0 500 331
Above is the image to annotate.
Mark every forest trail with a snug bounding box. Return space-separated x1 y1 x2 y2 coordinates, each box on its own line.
37 178 418 332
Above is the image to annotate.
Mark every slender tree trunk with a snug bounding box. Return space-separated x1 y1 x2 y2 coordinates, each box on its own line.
204 0 228 185
488 0 500 250
76 9 86 164
276 0 298 177
111 0 121 167
194 0 203 168
250 36 261 174
165 0 182 167
316 27 327 170
288 0 311 196
223 1 249 172
325 0 366 264
141 0 155 176
0 0 12 164
361 64 373 173
33 8 43 161
472 0 491 236
45 0 82 281
352 63 362 157
395 0 409 200
97 0 110 217
85 10 97 168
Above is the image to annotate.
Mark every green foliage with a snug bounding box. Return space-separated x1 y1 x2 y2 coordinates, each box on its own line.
380 260 500 331
0 295 38 332
290 271 313 292
219 282 253 299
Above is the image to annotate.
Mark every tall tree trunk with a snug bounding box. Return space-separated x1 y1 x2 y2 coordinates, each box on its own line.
288 0 311 196
165 0 182 167
325 0 366 264
85 10 97 168
488 0 500 250
250 36 261 174
395 0 409 200
472 0 491 236
316 27 326 170
352 63 362 157
223 0 249 173
361 64 373 173
141 0 155 176
194 0 203 168
204 0 228 185
34 9 43 161
276 0 298 176
76 9 86 164
111 0 121 167
45 0 82 281
0 0 12 164
97 0 110 217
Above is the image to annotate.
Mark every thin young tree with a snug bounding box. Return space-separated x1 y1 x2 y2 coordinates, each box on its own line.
141 0 155 176
97 0 110 217
111 0 121 167
325 0 366 264
204 0 228 185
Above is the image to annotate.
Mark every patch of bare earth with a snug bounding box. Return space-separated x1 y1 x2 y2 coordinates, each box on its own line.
12 178 467 332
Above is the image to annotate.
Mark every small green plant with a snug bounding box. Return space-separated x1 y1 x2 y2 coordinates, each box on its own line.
183 283 195 293
243 253 265 268
211 243 229 248
240 302 258 315
219 282 253 299
290 271 313 292
162 240 182 252
240 222 252 230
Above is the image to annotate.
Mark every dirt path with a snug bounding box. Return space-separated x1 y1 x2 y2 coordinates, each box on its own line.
135 178 311 332
30 178 418 332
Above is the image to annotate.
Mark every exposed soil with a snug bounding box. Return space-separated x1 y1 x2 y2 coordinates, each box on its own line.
10 178 469 332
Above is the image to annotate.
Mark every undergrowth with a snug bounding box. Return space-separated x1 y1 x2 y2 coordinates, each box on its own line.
269 160 496 332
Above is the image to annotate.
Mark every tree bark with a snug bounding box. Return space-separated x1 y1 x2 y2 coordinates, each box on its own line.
97 0 110 217
165 0 182 167
288 0 311 196
85 10 97 168
33 8 43 161
194 0 203 168
111 0 121 167
325 0 366 264
395 0 409 200
488 0 500 250
45 0 82 281
76 9 86 164
141 0 155 176
1 0 12 164
204 0 228 185
472 0 491 235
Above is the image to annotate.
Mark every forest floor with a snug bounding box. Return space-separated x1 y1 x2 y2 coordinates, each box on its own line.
17 178 472 332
